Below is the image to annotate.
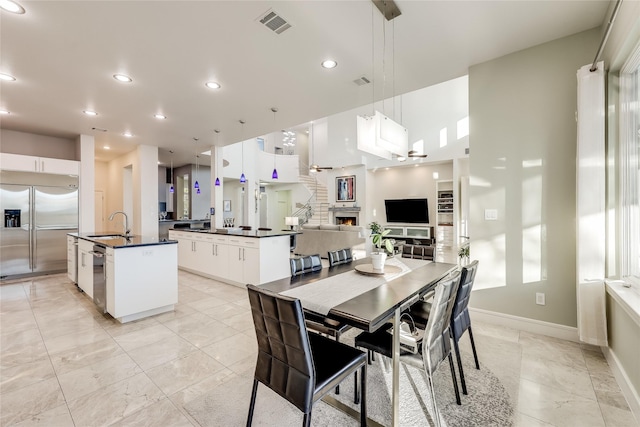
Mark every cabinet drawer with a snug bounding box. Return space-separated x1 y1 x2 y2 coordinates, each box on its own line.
228 237 259 248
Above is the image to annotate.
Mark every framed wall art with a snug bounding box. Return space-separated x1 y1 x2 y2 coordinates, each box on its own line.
336 175 356 202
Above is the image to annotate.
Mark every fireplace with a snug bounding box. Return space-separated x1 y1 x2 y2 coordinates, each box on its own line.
336 216 357 226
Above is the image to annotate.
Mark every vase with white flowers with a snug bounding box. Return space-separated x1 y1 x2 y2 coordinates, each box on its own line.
369 222 394 271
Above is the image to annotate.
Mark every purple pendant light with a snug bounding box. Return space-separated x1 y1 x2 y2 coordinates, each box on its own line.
239 120 246 183
271 107 279 180
214 129 221 186
169 151 175 193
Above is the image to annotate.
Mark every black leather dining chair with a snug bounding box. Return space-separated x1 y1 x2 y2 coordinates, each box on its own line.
289 253 354 399
402 244 436 261
246 284 367 427
353 271 463 416
327 248 353 267
290 254 322 276
410 260 480 395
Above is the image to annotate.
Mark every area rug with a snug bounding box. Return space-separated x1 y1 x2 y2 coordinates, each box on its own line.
185 336 514 426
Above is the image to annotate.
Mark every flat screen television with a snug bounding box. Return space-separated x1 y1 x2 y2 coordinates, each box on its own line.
384 198 429 224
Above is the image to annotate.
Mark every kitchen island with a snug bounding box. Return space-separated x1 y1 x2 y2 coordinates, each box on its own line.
168 228 297 287
71 232 178 323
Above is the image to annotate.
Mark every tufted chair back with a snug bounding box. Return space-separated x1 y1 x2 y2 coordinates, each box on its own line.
290 254 323 276
450 260 479 341
247 284 315 413
327 248 353 267
421 271 461 376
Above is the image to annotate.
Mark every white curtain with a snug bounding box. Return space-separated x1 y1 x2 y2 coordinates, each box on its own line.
576 61 608 346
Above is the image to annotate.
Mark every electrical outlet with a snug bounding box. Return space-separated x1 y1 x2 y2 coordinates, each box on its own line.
536 292 545 306
142 249 153 257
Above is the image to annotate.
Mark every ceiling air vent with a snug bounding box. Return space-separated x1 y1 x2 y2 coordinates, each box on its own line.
91 127 107 132
257 9 292 35
353 76 371 86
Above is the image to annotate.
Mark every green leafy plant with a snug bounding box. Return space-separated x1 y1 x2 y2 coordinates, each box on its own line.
458 244 470 259
369 222 394 254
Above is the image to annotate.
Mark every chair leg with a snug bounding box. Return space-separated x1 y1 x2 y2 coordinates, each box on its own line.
246 379 259 427
448 353 461 405
427 375 441 427
468 326 480 369
367 349 372 365
354 369 359 404
303 411 311 427
335 331 341 395
360 364 367 426
453 338 468 395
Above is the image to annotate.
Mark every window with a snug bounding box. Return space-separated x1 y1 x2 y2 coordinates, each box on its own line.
618 51 640 286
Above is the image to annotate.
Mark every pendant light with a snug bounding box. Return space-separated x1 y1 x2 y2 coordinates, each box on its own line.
239 120 246 183
193 138 200 192
271 107 279 180
214 129 221 186
169 150 174 193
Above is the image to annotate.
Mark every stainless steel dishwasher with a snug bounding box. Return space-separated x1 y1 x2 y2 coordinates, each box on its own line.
91 245 107 313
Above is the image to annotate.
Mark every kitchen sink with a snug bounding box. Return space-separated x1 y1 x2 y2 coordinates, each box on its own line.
87 234 123 239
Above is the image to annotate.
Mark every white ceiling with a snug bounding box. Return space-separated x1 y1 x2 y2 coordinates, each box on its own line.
0 1 609 166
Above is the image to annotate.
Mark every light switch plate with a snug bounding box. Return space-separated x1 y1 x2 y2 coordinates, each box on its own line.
484 209 498 220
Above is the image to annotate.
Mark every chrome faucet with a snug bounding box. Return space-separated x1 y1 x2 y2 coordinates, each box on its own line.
108 211 130 236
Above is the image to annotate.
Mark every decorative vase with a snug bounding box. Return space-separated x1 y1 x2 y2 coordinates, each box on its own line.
371 252 387 271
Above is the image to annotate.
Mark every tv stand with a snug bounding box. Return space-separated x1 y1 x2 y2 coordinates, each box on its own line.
384 225 435 246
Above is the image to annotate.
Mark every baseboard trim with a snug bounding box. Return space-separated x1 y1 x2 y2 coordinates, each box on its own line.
602 346 640 424
468 307 580 342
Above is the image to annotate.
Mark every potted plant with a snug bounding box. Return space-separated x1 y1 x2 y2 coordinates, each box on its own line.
458 243 470 266
369 222 394 270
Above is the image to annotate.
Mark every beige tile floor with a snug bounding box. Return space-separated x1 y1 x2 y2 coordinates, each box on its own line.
1 271 637 427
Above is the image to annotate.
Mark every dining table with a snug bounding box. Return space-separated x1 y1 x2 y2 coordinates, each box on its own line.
259 256 458 426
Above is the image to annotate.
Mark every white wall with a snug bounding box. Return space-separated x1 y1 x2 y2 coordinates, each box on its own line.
468 28 600 327
1 129 77 160
363 163 453 228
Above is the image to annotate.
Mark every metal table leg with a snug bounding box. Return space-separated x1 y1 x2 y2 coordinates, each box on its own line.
392 307 400 426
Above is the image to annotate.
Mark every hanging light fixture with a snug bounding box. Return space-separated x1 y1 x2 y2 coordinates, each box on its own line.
356 1 407 159
239 120 246 183
169 151 175 193
271 107 279 180
214 130 221 186
193 138 200 191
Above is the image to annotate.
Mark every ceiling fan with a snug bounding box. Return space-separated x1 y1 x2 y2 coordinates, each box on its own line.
407 150 428 158
309 122 333 172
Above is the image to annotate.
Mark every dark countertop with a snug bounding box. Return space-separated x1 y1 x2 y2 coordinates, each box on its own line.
70 232 177 249
171 228 299 238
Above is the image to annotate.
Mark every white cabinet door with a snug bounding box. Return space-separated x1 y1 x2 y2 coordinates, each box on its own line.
212 241 229 279
67 236 77 283
227 245 245 283
77 239 94 297
106 250 115 313
0 153 79 175
39 157 79 175
0 153 38 172
242 246 260 285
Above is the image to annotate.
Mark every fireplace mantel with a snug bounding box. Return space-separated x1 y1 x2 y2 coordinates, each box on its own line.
329 207 361 213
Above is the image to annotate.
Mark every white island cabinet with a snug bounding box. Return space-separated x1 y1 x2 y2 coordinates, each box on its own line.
105 244 177 323
169 229 292 287
71 233 178 323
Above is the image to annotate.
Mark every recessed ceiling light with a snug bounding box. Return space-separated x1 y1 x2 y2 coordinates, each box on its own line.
122 132 133 137
103 146 110 150
154 114 166 120
0 0 25 14
0 109 10 114
205 81 221 89
0 73 16 81
321 59 337 69
113 74 132 83
83 110 98 116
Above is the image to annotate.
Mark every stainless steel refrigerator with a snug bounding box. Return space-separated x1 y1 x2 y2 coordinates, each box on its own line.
1 171 78 278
